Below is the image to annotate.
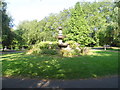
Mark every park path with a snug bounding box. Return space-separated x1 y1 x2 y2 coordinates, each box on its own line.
1 76 119 88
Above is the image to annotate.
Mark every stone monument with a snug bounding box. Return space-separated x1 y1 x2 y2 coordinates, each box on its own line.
57 27 68 49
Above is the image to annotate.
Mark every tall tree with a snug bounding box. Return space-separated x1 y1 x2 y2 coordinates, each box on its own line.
0 1 2 43
1 1 14 50
98 1 119 46
64 2 93 45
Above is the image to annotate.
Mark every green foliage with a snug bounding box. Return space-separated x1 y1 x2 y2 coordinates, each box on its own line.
41 49 58 55
0 44 2 49
14 1 119 48
1 1 15 50
63 40 90 56
80 47 90 55
96 2 119 46
35 41 50 49
14 46 20 51
59 46 90 57
60 49 80 57
34 41 58 49
65 40 78 49
31 48 58 55
64 2 96 45
28 41 59 55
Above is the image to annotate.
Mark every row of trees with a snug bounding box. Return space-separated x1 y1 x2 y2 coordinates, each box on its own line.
1 1 120 50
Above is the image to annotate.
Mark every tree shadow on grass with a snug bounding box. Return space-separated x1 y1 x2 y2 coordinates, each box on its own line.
2 51 118 80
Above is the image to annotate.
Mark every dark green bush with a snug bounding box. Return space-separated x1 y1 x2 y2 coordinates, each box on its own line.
41 49 58 55
60 49 80 57
28 41 59 55
34 41 58 49
28 41 90 56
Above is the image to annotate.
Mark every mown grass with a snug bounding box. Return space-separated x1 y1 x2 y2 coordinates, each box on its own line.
1 50 118 79
92 47 120 51
106 48 120 51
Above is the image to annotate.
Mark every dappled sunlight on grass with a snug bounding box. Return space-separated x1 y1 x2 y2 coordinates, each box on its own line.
89 50 118 56
2 50 118 79
107 47 120 51
92 52 114 56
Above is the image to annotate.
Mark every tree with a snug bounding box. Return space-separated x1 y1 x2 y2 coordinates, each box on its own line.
1 1 14 50
0 1 2 43
64 2 93 45
15 1 119 47
80 1 119 47
98 1 119 46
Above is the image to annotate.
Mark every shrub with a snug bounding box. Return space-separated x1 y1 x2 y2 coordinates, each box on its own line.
0 45 2 49
60 49 80 57
15 46 19 50
27 41 59 55
65 41 79 49
26 47 41 55
36 41 50 49
32 48 41 54
34 41 59 49
41 49 58 55
27 41 90 56
49 41 59 49
80 47 90 55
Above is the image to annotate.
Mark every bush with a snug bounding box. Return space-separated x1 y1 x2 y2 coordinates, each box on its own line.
49 41 59 49
60 49 80 57
65 41 79 49
80 47 90 55
15 46 19 50
40 49 58 55
27 41 90 56
0 45 2 49
59 41 91 57
27 41 59 55
34 41 58 49
60 46 90 57
32 48 41 54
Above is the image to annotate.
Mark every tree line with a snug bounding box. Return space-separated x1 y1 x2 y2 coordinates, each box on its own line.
1 1 120 50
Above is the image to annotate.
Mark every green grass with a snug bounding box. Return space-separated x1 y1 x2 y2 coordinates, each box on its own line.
1 50 118 79
92 47 120 51
106 48 120 51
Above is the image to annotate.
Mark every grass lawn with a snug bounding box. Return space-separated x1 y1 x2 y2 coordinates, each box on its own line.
1 50 118 79
106 47 120 51
92 47 120 51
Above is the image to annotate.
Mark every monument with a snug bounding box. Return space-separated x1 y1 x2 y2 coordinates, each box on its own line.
57 27 68 49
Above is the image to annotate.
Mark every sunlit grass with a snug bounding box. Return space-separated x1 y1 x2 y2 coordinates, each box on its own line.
2 50 118 79
106 47 120 51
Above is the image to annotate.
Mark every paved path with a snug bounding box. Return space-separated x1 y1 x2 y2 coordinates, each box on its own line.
1 76 119 88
